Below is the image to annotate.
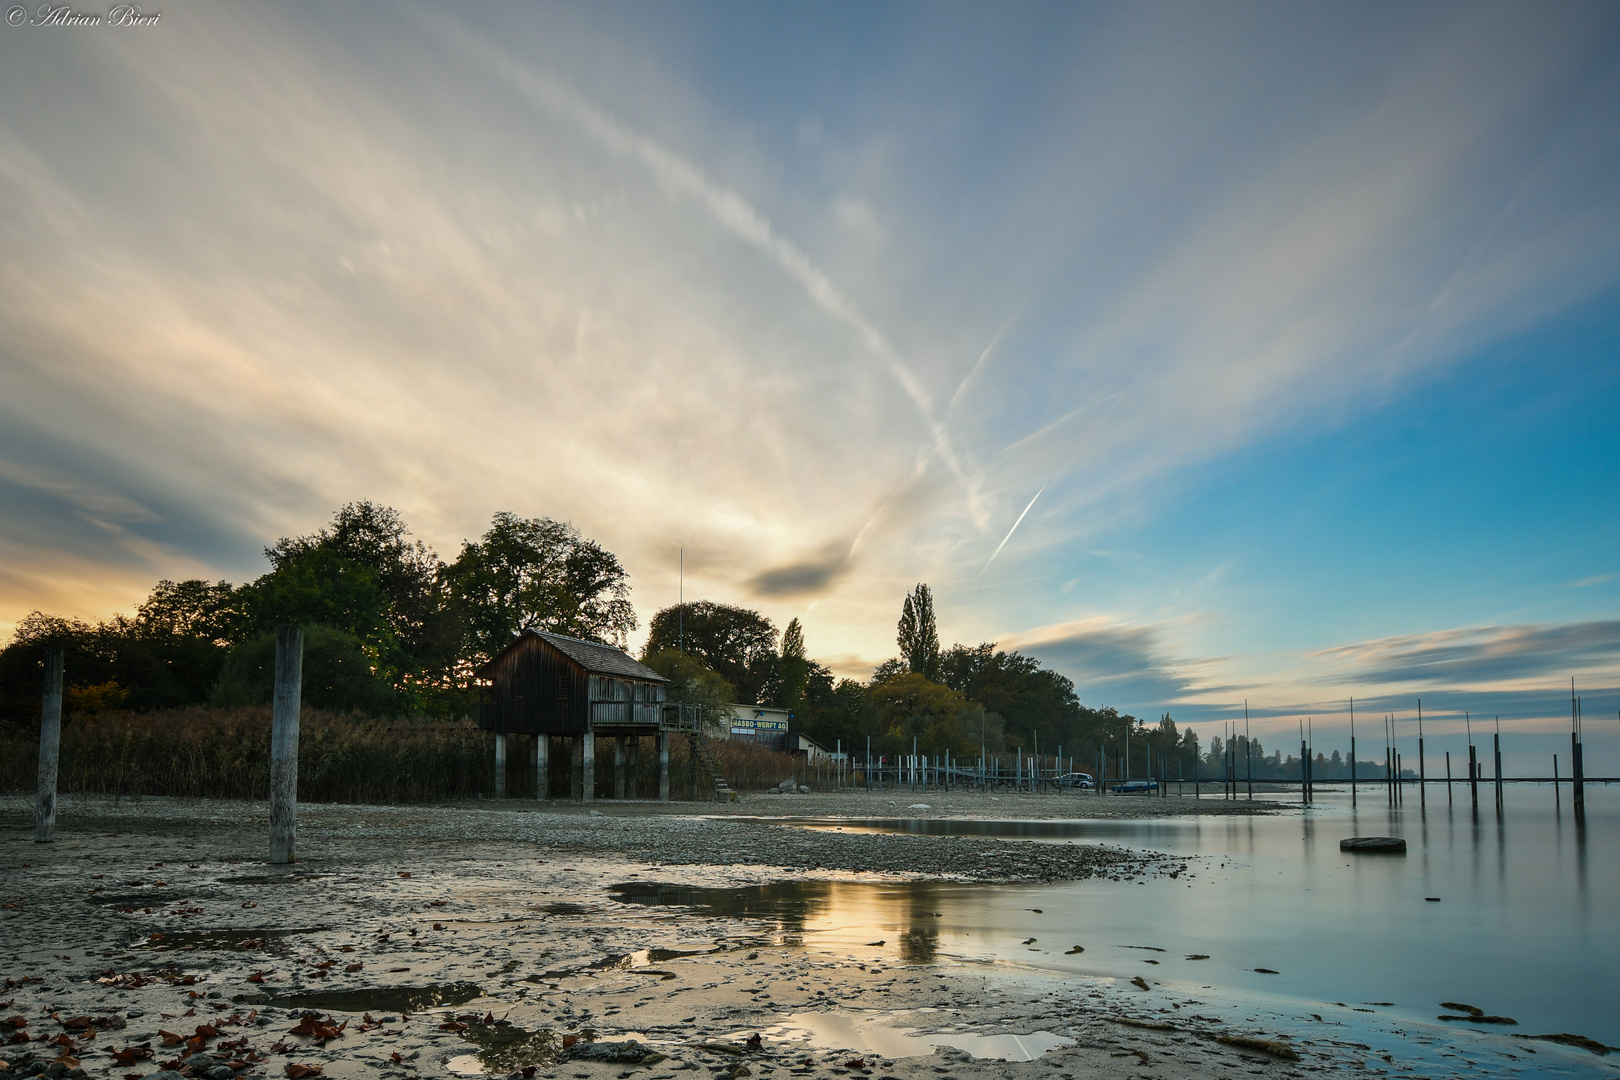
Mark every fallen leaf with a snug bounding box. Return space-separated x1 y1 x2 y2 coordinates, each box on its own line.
286 1064 324 1078
397 872 412 879
344 963 362 973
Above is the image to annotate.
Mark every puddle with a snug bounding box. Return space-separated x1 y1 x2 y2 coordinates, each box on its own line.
540 946 713 980
271 982 484 1013
133 928 324 954
765 817 1160 843
608 880 834 923
218 872 331 885
444 1020 560 1074
762 1012 1072 1061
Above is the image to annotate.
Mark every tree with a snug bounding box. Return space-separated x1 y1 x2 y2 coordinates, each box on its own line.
866 670 976 756
266 502 452 678
643 601 778 705
136 579 241 645
896 584 940 680
939 642 1090 754
447 512 636 665
779 618 808 716
640 647 737 732
212 625 402 714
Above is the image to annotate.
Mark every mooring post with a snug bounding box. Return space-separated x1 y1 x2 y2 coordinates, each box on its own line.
542 736 552 798
613 736 627 800
1445 751 1452 805
269 625 303 865
1493 733 1504 812
581 731 596 802
1571 731 1584 814
1300 739 1308 804
1469 744 1479 810
34 647 64 843
1553 754 1560 810
494 734 507 799
657 731 670 802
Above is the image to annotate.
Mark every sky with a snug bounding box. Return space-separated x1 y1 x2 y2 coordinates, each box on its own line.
1 2 1618 769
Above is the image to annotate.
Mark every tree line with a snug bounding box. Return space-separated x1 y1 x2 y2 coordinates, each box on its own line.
1 502 1212 776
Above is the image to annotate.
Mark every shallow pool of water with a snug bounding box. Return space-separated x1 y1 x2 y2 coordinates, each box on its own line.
664 786 1620 1048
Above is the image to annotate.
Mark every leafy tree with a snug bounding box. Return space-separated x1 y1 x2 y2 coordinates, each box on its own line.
266 502 453 678
779 618 808 715
211 625 402 713
136 579 242 645
448 512 636 665
939 642 1087 754
643 601 778 705
640 647 736 731
896 584 940 680
866 670 976 756
238 548 400 674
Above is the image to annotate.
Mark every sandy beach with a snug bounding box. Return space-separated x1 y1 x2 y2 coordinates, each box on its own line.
1 793 1608 1080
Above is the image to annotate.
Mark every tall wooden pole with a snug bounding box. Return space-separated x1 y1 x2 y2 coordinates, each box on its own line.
581 730 596 802
658 730 670 802
35 648 64 843
494 734 507 799
1349 697 1357 809
269 626 303 865
1417 700 1426 809
534 735 549 800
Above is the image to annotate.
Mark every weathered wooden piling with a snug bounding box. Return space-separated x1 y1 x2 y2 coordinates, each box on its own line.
1469 744 1479 810
1445 750 1452 805
1572 731 1585 814
658 731 670 802
494 734 507 799
1553 754 1560 809
34 648 64 843
534 735 548 800
1416 701 1426 810
613 736 627 799
269 626 303 865
1493 731 1504 812
581 731 596 802
1349 697 1358 809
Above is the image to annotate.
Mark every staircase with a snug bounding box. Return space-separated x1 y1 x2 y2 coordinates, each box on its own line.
688 729 735 801
663 703 735 801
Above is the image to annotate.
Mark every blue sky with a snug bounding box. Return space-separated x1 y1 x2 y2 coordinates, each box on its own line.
0 2 1617 768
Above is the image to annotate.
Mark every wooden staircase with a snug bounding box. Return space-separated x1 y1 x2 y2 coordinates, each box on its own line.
663 704 734 801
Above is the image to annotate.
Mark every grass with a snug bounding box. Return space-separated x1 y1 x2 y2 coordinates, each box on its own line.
0 706 818 803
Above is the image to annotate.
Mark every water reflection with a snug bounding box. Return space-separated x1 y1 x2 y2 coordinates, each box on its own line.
713 788 1620 1045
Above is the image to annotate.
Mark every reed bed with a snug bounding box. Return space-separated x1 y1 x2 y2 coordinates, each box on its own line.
1 707 814 803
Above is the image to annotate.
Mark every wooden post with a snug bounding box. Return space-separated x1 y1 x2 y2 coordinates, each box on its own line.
494 734 507 799
1572 731 1585 814
1553 754 1560 810
534 735 548 800
1445 750 1452 805
613 735 627 799
34 648 64 843
1493 734 1504 812
658 731 670 802
269 626 303 865
627 736 640 799
1469 744 1479 810
581 731 596 802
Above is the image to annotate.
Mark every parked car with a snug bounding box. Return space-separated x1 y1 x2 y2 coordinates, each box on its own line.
1056 772 1094 789
1109 779 1159 794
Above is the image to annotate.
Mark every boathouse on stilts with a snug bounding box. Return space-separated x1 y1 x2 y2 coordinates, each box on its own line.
476 628 728 801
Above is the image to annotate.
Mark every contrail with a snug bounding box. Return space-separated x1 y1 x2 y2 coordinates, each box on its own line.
978 485 1044 580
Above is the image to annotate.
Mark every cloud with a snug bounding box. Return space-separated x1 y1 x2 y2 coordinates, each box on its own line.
1565 573 1618 588
1308 621 1620 687
748 543 853 598
996 617 1206 711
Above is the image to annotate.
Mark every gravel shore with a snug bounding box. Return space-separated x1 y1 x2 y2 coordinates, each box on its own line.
1 794 1581 1080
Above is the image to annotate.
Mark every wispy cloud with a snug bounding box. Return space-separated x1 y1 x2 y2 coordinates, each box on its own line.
1308 621 1620 688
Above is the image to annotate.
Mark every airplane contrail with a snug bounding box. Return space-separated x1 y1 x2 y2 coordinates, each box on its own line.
978 485 1044 580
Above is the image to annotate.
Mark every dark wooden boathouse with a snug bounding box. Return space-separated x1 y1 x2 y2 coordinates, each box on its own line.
476 628 676 801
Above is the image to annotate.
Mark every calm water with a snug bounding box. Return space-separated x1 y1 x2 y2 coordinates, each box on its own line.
709 786 1620 1047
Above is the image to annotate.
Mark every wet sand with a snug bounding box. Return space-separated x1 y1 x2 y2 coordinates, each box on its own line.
2 794 1607 1080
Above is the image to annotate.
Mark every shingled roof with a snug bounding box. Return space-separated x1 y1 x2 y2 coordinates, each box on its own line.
480 628 669 683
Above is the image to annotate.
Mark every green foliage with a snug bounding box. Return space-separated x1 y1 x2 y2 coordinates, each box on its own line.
447 512 636 664
212 625 403 714
779 617 808 716
644 601 779 705
640 647 737 730
896 583 940 680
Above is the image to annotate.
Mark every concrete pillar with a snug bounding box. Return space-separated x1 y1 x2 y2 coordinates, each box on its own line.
494 734 507 799
613 736 627 800
571 737 583 801
627 737 640 800
658 732 670 802
269 626 303 865
581 731 596 802
533 734 548 800
34 648 63 843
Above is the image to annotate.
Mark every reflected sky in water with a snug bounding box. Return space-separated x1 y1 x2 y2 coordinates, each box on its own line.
636 787 1620 1045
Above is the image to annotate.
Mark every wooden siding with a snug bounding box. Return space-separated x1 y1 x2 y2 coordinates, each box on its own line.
479 636 667 734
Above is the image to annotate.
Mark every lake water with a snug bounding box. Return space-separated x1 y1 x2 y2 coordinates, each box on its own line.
703 785 1619 1051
